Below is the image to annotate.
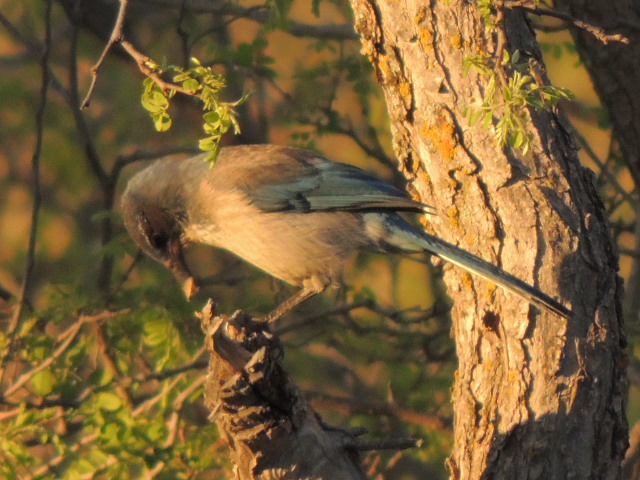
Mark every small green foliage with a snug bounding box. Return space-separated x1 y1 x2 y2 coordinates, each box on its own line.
141 78 174 132
140 57 250 162
477 0 495 29
464 50 574 153
0 283 225 478
30 369 56 396
540 41 578 61
312 0 322 16
0 404 60 477
268 0 293 30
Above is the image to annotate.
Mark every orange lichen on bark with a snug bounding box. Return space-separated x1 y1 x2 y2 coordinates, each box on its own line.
484 283 498 302
418 28 433 50
414 7 428 25
460 270 474 289
399 81 412 101
421 111 457 163
446 204 460 230
450 34 463 49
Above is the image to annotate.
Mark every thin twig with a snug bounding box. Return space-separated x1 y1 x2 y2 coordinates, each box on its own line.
1 0 53 383
132 374 185 415
141 376 206 480
80 0 130 108
95 322 134 404
501 1 629 44
348 436 424 451
130 0 357 41
26 431 100 479
119 39 197 95
68 17 108 187
0 10 70 102
306 390 451 431
3 309 128 399
133 350 208 383
574 130 637 206
112 146 200 178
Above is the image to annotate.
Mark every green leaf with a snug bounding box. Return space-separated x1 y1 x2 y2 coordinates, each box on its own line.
202 110 220 125
152 112 172 132
89 366 114 387
467 108 482 126
141 90 168 114
99 422 122 450
198 136 219 152
483 111 493 130
95 392 124 412
511 129 524 149
182 78 199 92
31 369 55 396
76 458 97 474
235 43 255 67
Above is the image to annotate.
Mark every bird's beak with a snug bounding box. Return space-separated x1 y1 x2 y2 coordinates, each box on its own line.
165 238 199 300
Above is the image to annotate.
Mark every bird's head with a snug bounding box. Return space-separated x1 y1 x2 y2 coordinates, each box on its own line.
122 191 199 299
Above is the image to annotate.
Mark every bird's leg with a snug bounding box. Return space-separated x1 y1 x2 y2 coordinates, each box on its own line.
260 284 325 324
260 288 318 324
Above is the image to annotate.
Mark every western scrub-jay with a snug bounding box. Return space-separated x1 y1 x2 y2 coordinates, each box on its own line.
121 144 571 320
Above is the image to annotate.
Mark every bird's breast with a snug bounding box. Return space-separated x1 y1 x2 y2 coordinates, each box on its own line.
184 192 370 287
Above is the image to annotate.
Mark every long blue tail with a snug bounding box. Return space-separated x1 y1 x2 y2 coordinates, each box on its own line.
375 214 571 318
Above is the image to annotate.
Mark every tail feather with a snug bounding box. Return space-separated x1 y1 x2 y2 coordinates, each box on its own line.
381 216 571 318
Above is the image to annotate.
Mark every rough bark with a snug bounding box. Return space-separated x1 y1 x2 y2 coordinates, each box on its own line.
552 1 640 182
547 4 640 475
551 0 640 324
200 301 369 479
349 1 627 479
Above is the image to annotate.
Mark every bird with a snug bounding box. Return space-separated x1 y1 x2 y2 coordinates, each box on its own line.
121 144 571 321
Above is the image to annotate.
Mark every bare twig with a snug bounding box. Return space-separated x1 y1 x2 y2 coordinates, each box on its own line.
1 0 53 384
112 146 200 176
80 0 130 108
0 283 12 301
118 39 197 95
132 373 200 416
276 297 446 335
574 130 636 207
3 309 128 399
26 431 100 479
142 375 208 479
68 18 108 187
306 390 451 432
0 10 70 101
95 322 134 404
500 0 629 44
133 348 208 383
348 437 424 451
130 0 358 41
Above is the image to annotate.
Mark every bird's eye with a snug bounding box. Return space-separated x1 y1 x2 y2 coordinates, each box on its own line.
150 232 169 250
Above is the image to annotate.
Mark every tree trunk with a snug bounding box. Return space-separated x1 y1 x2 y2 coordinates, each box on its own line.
349 1 628 478
552 0 640 324
547 5 640 475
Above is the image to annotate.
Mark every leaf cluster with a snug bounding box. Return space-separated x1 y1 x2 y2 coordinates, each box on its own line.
141 58 249 162
463 49 574 153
